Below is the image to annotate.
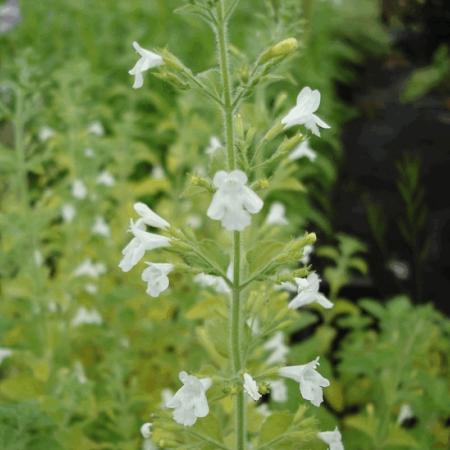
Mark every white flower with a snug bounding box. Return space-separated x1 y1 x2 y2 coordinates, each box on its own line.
96 170 115 186
119 226 170 272
289 140 317 162
288 272 333 310
207 170 263 231
388 260 410 281
84 147 95 158
38 126 54 142
275 281 298 293
167 371 212 427
85 283 98 294
73 259 106 278
270 380 288 402
0 348 12 365
318 427 344 450
205 136 222 155
256 403 271 417
282 87 331 136
88 121 104 136
72 179 87 199
92 216 111 237
118 201 170 272
301 244 314 265
264 331 289 365
74 361 88 384
397 404 414 425
140 423 152 439
34 250 43 267
141 262 174 297
161 388 174 408
129 41 164 89
151 165 165 179
0 0 20 35
243 373 261 401
247 317 260 336
280 357 330 407
186 214 202 229
265 202 288 226
62 203 76 223
71 307 103 327
134 202 170 229
194 273 230 294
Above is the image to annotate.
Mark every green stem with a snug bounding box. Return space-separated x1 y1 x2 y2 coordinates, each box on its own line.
217 0 236 171
216 2 246 449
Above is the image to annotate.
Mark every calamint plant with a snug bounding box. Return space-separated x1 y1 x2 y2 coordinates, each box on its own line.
119 1 343 448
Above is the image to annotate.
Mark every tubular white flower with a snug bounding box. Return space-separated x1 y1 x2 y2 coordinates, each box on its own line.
194 273 230 294
92 216 111 237
289 140 317 162
301 244 314 265
72 179 87 199
119 220 170 272
61 203 76 223
161 388 174 408
88 121 104 136
318 427 344 450
134 202 170 229
0 0 20 35
288 272 333 310
73 259 106 278
166 371 212 427
256 403 271 417
243 373 261 401
282 87 331 136
71 307 103 327
397 404 414 425
207 170 263 231
205 136 222 155
141 262 174 297
270 380 288 403
129 41 164 89
264 331 289 365
38 126 54 142
96 170 115 186
279 357 330 407
140 422 152 439
265 202 288 226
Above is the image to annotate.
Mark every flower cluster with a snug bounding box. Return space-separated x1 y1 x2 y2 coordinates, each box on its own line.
124 36 340 448
119 202 173 297
207 170 263 231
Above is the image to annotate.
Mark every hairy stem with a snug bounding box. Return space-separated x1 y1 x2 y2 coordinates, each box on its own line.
216 1 246 449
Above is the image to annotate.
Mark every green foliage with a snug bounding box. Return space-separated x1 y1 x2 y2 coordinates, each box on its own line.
318 234 368 300
338 297 450 449
2 1 445 450
401 45 450 102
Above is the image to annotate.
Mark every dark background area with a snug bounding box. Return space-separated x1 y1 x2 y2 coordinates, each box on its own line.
330 0 450 314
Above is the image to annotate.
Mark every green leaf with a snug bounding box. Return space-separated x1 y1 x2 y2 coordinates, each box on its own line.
258 412 293 445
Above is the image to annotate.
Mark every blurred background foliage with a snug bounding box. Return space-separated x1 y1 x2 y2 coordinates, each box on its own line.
0 0 449 449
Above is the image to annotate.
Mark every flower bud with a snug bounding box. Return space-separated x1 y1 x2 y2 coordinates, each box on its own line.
259 382 270 395
190 175 213 191
263 122 284 142
251 178 269 190
260 38 299 63
277 134 304 155
161 49 186 71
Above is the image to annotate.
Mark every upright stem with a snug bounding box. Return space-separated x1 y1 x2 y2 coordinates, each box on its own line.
216 2 246 449
217 0 236 171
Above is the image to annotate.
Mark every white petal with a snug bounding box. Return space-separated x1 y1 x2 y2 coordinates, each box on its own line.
243 373 261 401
